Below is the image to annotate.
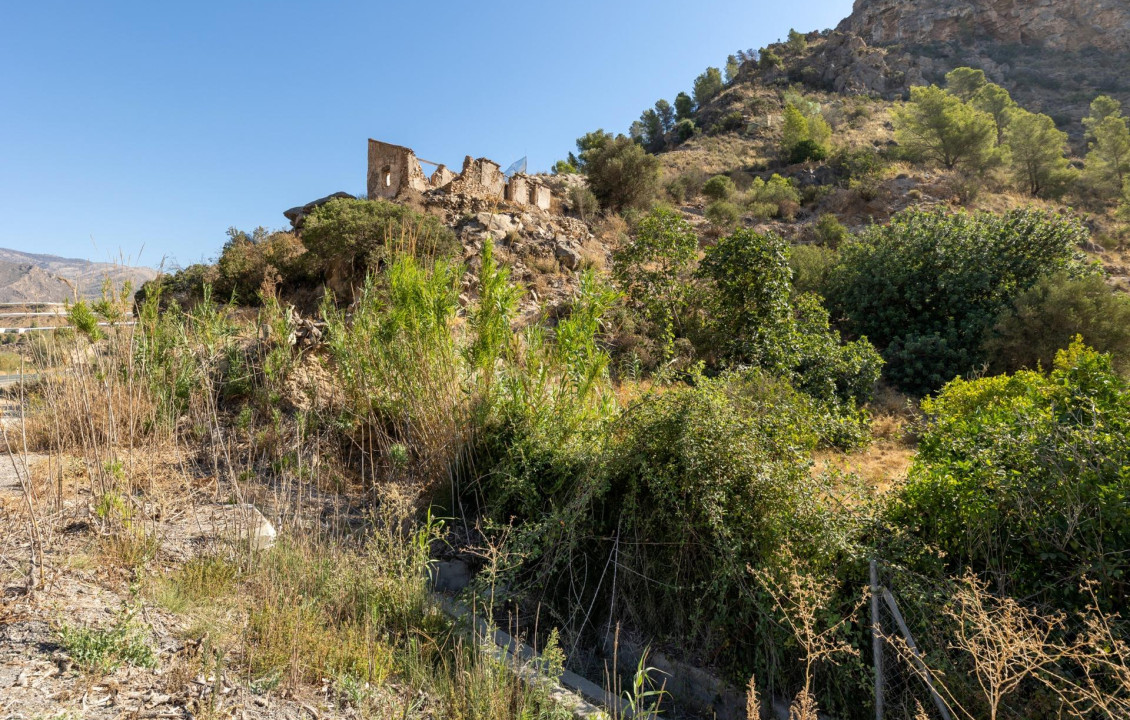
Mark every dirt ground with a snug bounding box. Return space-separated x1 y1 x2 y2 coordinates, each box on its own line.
0 450 356 720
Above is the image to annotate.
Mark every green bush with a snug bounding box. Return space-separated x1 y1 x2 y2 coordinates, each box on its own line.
781 102 831 163
702 175 736 201
597 370 854 640
698 228 882 426
831 146 885 183
789 139 829 164
713 110 745 134
215 227 307 303
985 272 1130 375
302 198 458 281
674 118 696 143
706 200 741 229
813 213 848 248
580 134 661 213
790 244 839 296
612 207 699 359
60 605 157 673
892 340 1130 609
760 49 783 70
665 168 707 203
826 208 1089 394
745 174 801 219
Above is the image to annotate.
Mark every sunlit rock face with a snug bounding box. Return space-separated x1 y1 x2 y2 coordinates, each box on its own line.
838 0 1130 54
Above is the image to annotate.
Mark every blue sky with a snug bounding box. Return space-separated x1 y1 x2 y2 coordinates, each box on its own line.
0 0 853 268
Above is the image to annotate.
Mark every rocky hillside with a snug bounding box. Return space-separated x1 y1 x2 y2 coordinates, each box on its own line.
774 0 1130 133
0 248 158 303
839 0 1130 53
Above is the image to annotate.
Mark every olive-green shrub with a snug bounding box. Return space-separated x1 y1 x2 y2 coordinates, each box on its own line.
301 198 458 279
985 272 1130 375
826 208 1089 394
892 340 1130 610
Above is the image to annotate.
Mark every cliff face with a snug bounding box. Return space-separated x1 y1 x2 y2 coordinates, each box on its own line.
838 0 1130 54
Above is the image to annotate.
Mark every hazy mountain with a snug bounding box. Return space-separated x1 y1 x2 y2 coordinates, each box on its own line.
0 248 158 303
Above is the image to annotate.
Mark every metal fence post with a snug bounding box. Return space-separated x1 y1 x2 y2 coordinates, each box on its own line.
871 558 884 720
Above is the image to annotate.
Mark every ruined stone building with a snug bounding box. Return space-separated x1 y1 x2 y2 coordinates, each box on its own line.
367 139 552 211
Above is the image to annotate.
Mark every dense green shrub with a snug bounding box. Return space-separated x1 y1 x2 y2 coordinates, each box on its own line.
789 244 838 296
759 49 783 70
612 207 698 359
702 174 736 201
781 102 831 163
674 118 697 143
713 110 745 134
745 174 801 219
830 146 886 185
706 200 741 229
789 138 829 164
665 168 707 203
598 370 859 642
698 229 882 432
985 272 1130 375
215 227 307 303
892 341 1130 609
580 134 661 213
826 208 1088 394
813 213 848 248
302 198 457 281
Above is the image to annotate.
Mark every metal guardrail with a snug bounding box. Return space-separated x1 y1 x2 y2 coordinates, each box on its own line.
0 322 137 334
0 373 39 387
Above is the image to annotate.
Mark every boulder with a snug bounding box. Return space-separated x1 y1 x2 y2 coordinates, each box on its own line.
213 503 277 551
475 212 518 237
283 192 354 229
554 241 582 271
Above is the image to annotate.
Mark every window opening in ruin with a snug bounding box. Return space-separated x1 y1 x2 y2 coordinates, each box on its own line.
382 165 392 187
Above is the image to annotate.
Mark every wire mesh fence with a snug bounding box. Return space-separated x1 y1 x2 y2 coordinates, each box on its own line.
869 557 1129 720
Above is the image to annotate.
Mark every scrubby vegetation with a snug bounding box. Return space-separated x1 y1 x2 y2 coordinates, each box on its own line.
10 31 1130 720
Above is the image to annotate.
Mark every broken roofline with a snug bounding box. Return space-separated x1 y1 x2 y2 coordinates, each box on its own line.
366 138 552 211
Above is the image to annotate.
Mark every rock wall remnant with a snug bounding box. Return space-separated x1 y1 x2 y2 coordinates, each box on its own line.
366 139 556 210
367 140 429 200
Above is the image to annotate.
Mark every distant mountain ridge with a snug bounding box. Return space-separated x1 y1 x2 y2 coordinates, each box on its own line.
0 247 158 303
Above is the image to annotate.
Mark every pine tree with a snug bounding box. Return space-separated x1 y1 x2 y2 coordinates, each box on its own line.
1083 96 1130 197
675 92 695 122
945 67 988 101
693 67 723 106
1006 109 1076 198
893 85 998 171
655 99 675 133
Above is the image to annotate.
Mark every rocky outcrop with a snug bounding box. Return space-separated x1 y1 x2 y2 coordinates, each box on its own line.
283 191 354 229
839 0 1130 54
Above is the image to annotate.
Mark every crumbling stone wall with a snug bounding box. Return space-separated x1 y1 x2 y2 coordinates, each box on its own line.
530 183 551 211
429 164 456 188
367 139 556 210
446 156 505 198
505 174 528 205
367 140 429 200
